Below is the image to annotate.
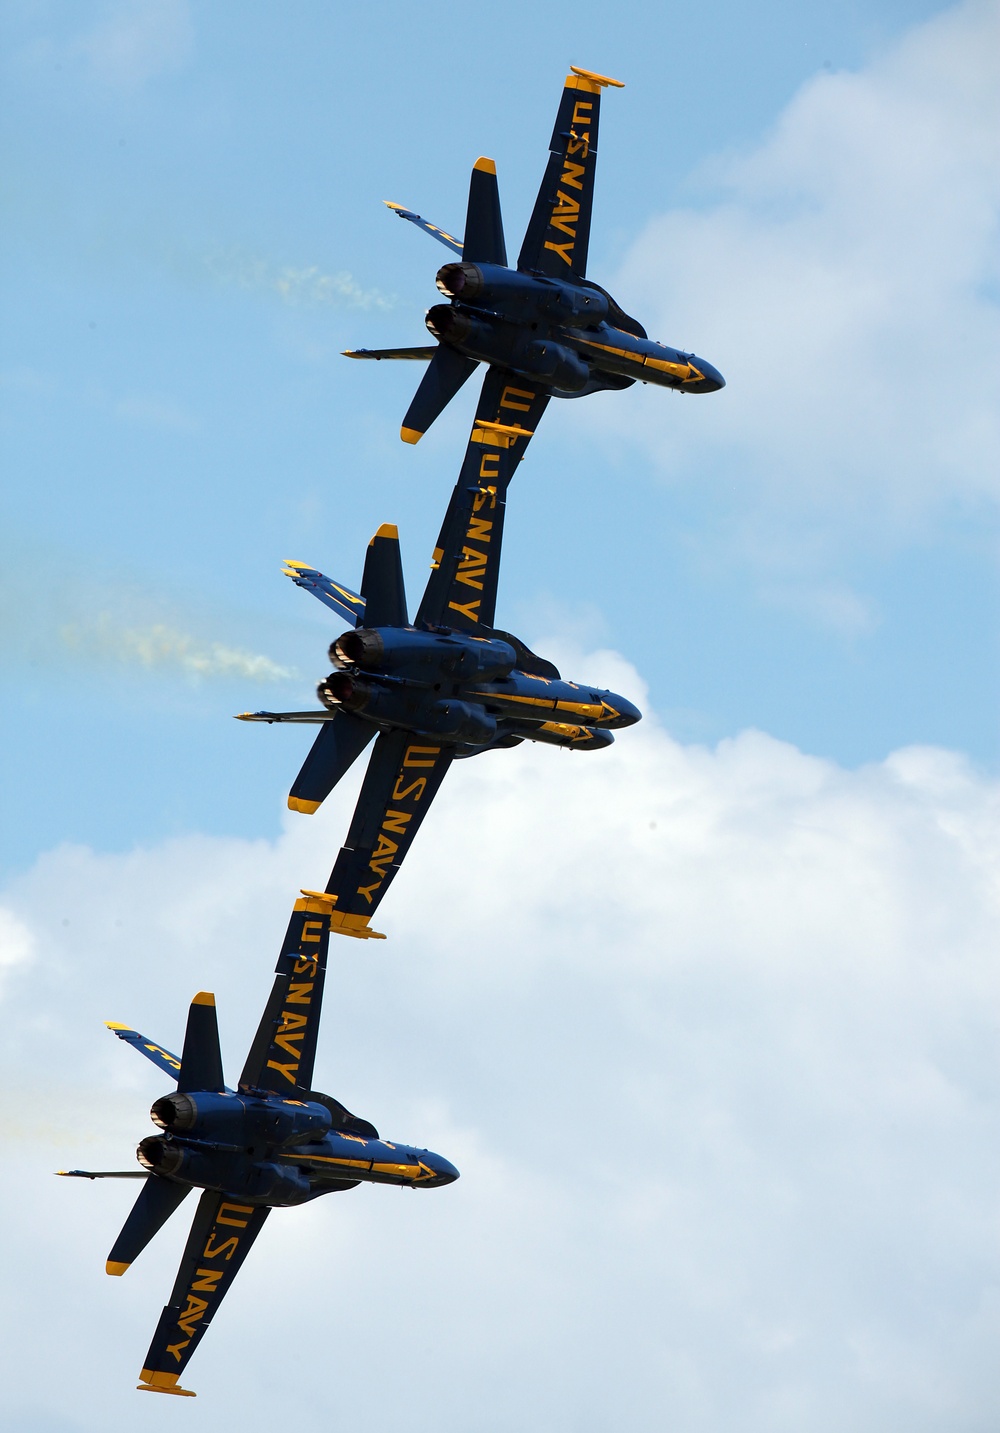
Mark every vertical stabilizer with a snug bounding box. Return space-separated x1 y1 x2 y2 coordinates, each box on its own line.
176 993 225 1095
462 156 507 266
360 524 408 627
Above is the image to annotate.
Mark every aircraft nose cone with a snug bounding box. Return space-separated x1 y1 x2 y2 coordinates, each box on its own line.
689 357 725 392
605 693 642 728
420 1152 460 1187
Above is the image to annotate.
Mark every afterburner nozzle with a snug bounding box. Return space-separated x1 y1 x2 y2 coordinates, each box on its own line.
435 262 482 299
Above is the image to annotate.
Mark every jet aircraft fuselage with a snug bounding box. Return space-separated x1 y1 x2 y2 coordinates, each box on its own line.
317 622 640 755
64 896 459 1395
428 260 724 399
348 68 725 444
139 1086 458 1205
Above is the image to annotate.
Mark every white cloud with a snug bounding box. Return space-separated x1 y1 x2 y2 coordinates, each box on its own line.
598 0 1000 547
2 650 998 1429
0 909 34 994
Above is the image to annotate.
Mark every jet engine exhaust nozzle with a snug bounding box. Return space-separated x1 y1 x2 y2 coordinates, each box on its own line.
332 629 384 668
318 671 368 711
426 304 471 344
150 1093 197 1131
137 1136 185 1179
435 262 482 300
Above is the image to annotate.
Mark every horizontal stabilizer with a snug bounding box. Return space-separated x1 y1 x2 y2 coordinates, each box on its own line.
400 343 478 443
106 1174 192 1275
288 710 376 814
105 1022 182 1080
58 1169 145 1179
384 200 463 254
462 157 507 266
237 709 336 724
361 522 408 627
343 347 437 361
282 562 366 624
176 993 225 1095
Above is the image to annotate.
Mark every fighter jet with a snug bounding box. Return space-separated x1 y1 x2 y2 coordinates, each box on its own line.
345 65 724 450
237 417 641 939
60 890 458 1397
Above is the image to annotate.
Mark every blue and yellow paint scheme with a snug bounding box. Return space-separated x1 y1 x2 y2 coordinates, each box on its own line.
345 65 724 445
237 455 640 936
60 892 457 1397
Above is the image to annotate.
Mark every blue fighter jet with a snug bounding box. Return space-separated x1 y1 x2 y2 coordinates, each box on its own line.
60 891 458 1396
237 419 641 940
346 64 724 450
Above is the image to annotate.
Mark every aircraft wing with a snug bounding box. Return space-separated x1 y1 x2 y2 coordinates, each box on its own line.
415 365 551 632
343 346 437 361
324 729 454 938
383 200 463 255
58 1169 146 1179
136 1189 270 1397
282 561 366 625
239 892 333 1095
517 66 623 280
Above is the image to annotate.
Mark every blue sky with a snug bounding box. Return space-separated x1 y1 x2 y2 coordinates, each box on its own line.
3 0 993 875
2 4 1000 1429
